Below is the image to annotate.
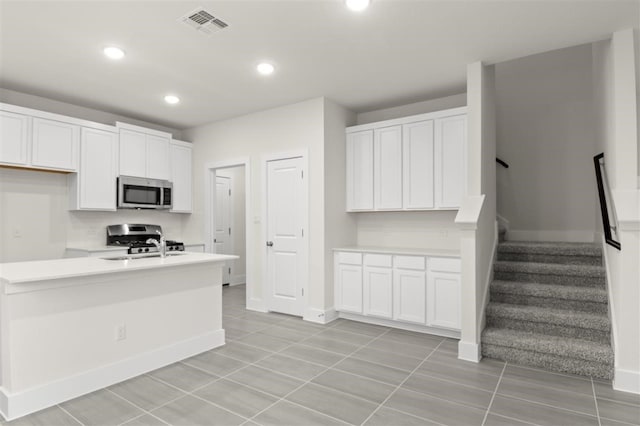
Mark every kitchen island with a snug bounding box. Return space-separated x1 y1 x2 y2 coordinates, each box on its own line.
0 252 236 420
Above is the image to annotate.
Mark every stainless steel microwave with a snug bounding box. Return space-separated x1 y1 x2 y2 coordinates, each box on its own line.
117 176 172 209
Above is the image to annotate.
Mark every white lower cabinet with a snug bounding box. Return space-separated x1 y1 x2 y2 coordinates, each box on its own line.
393 268 426 324
427 257 462 330
363 265 393 319
335 250 460 334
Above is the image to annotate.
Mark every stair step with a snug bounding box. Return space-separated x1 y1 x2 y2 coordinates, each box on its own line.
481 327 613 379
498 241 602 257
498 244 602 265
490 280 608 314
494 261 605 287
486 302 610 343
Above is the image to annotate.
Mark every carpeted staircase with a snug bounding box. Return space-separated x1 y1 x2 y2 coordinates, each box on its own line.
481 241 614 379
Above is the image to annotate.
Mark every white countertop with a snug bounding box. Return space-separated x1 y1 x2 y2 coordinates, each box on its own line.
333 246 460 257
0 252 237 285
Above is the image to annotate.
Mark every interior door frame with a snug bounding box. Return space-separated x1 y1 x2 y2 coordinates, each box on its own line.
214 174 233 284
204 158 251 304
261 150 309 315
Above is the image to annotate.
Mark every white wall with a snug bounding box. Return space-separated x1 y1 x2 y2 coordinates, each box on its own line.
181 98 327 315
216 166 246 284
0 88 181 136
323 99 357 310
356 93 466 125
592 29 640 394
495 44 598 242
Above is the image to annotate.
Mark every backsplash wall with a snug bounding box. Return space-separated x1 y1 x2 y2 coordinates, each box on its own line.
0 168 191 263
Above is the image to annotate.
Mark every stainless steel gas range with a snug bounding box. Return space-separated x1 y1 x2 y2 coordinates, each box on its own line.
106 224 184 255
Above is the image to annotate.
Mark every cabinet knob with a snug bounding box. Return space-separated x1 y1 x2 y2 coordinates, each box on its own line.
266 241 274 247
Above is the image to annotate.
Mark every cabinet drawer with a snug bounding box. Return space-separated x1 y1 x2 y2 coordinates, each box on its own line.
338 252 362 265
394 255 425 270
364 254 392 267
429 257 461 273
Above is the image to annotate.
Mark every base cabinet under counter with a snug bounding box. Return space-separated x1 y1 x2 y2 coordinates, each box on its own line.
334 249 461 337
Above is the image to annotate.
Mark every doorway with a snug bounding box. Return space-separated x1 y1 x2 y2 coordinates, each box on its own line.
205 161 250 302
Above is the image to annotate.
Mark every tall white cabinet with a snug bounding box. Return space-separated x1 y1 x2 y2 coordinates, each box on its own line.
169 140 193 213
346 107 466 212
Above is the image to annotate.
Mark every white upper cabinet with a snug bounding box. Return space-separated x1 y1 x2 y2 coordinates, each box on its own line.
117 122 170 180
345 107 466 212
0 110 30 166
169 140 193 213
0 105 79 172
346 130 374 211
403 120 434 210
31 118 79 171
374 126 403 210
435 114 466 209
69 126 119 211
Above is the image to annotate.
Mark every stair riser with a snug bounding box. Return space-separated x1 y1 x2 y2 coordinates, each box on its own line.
497 252 602 266
490 293 608 314
486 317 610 344
494 271 605 287
481 344 613 380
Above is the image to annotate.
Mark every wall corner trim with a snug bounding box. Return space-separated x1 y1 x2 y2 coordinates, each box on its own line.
613 368 640 395
458 341 482 362
303 307 338 324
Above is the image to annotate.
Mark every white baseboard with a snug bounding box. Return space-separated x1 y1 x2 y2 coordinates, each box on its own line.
614 368 640 394
304 307 339 324
337 312 460 339
508 230 596 243
245 297 267 313
0 330 225 421
458 341 482 362
229 274 246 286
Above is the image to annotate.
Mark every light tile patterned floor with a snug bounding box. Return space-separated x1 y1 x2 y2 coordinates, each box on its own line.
3 284 639 426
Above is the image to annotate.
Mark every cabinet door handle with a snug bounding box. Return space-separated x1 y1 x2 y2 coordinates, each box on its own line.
266 241 274 247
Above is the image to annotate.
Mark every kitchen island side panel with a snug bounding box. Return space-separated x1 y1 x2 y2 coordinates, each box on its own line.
1 261 222 394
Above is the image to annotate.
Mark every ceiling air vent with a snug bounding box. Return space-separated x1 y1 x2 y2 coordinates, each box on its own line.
180 8 229 36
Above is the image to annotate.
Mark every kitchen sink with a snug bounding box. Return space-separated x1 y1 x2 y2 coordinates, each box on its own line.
102 252 187 261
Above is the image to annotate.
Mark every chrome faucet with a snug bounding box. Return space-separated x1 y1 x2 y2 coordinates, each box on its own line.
146 230 166 258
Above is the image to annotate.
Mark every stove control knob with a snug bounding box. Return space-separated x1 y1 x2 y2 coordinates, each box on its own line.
137 248 143 253
145 248 149 252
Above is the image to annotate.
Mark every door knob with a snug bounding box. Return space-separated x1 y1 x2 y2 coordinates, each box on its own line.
266 241 274 247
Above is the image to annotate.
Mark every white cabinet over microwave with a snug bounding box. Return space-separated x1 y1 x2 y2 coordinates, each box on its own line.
117 122 170 181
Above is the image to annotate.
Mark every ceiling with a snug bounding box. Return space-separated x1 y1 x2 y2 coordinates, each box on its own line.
0 1 638 130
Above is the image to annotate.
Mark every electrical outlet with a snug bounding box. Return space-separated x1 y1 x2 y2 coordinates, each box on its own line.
116 324 126 341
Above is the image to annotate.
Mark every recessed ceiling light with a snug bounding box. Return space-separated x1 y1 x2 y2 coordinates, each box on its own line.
257 62 275 76
164 95 180 105
103 46 125 60
345 0 370 12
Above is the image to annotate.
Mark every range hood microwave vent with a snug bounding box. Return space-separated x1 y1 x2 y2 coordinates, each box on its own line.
180 8 229 36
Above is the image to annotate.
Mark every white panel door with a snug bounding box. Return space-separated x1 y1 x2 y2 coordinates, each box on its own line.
0 110 30 166
335 263 363 314
79 127 118 210
119 129 146 177
374 126 402 210
346 130 374 211
266 157 306 316
393 269 426 324
215 175 231 285
435 115 466 209
403 120 434 209
31 118 79 171
146 134 170 180
427 270 461 330
363 266 393 319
